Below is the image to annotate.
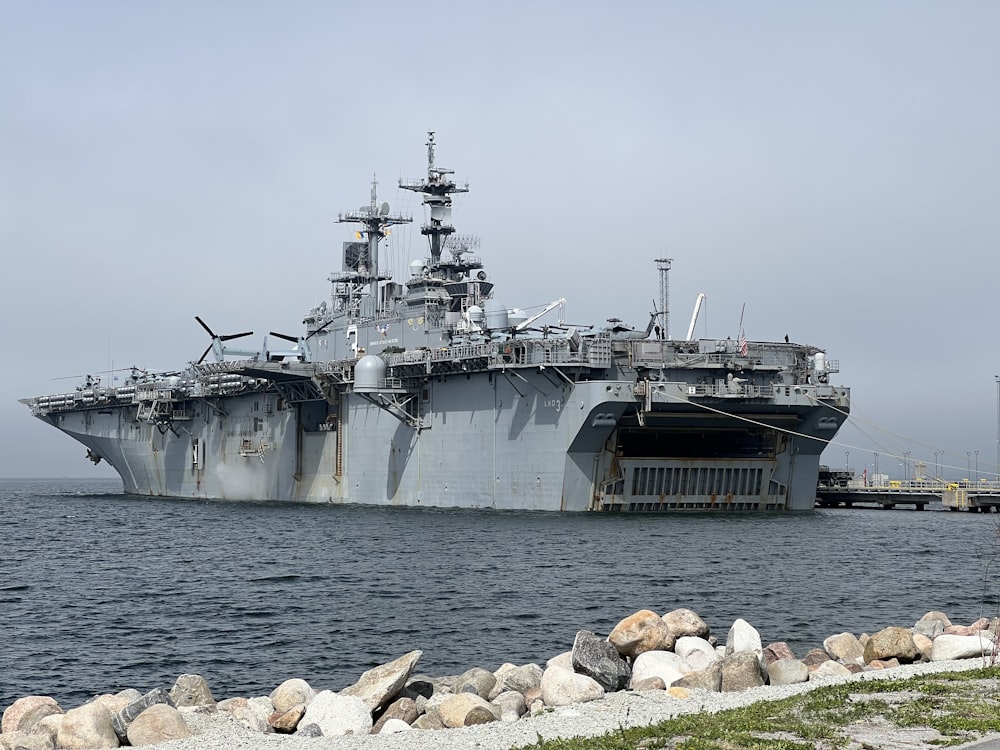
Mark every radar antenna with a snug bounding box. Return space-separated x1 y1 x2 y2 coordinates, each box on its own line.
337 175 412 313
399 131 469 266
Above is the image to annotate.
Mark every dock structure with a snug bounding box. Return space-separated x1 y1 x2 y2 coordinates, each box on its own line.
815 479 1000 512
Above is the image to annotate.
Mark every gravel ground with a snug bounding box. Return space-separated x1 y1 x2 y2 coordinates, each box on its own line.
148 658 997 750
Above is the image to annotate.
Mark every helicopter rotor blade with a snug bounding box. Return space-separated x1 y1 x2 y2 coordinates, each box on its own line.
219 331 254 342
269 331 299 343
194 316 215 337
196 344 213 365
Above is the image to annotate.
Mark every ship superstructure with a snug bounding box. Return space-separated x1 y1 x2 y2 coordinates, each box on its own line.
21 133 850 511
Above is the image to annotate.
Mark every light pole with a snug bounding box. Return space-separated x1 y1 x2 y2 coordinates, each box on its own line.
934 451 940 480
967 451 971 483
845 451 850 473
975 450 979 482
903 451 911 482
874 452 879 486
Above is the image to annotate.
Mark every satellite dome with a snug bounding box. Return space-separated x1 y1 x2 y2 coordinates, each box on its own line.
354 355 387 393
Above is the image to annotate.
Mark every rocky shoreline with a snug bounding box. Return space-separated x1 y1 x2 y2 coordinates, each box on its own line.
3 608 998 749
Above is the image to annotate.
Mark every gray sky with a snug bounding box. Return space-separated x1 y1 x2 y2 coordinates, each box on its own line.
2 1 998 482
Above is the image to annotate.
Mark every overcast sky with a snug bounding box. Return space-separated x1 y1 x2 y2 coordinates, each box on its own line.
2 1 998 483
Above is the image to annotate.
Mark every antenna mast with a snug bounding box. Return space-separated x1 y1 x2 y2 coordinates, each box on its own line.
399 131 469 266
655 257 672 340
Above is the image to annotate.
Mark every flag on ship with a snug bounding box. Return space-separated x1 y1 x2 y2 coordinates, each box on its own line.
738 332 748 357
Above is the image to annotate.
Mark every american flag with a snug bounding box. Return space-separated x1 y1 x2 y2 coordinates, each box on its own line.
738 332 748 357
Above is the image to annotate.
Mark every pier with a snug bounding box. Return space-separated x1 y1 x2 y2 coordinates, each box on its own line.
815 479 1000 511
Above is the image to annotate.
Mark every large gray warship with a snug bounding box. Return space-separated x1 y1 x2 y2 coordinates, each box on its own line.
21 134 850 511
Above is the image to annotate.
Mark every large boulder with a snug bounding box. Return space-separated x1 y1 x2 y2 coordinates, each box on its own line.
930 633 995 661
489 663 543 699
270 678 315 713
725 618 763 663
453 667 496 699
1 696 62 734
299 691 372 737
763 642 795 665
341 650 422 714
539 666 604 707
268 704 306 733
914 611 952 638
767 658 809 686
630 650 685 688
720 651 765 692
810 660 854 679
571 630 631 692
662 608 710 639
371 697 418 735
675 636 719 671
56 701 119 750
112 687 174 740
672 663 722 692
608 610 676 658
437 693 500 728
863 627 920 664
169 674 215 708
125 704 192 747
824 632 865 663
944 618 991 636
493 691 527 722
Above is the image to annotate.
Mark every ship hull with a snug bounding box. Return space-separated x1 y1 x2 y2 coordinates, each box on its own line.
36 367 845 512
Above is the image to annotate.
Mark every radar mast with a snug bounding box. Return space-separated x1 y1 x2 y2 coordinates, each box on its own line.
399 131 469 266
337 177 411 313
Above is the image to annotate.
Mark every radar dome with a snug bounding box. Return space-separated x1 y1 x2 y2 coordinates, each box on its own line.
467 305 485 324
484 299 509 331
354 355 387 393
409 259 427 277
507 308 528 328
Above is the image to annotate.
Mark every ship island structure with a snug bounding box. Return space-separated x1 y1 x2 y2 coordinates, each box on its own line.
21 134 850 512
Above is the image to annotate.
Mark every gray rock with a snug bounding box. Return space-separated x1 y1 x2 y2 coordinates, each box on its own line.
341 651 422 714
661 607 710 639
492 690 527 722
169 674 215 708
915 611 952 638
720 650 765 692
489 663 543 700
767 658 809 686
539 665 604 707
672 663 722 692
299 691 372 737
112 687 174 739
453 667 496 698
295 722 324 738
126 704 192 746
412 711 445 730
571 630 631 692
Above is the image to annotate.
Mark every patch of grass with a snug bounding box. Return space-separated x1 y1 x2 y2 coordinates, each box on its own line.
513 667 1000 750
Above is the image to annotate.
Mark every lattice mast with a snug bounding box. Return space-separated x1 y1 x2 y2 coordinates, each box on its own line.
656 257 672 340
399 131 469 265
337 177 411 311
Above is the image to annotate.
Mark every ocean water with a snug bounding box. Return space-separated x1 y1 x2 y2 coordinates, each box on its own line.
3 477 999 710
